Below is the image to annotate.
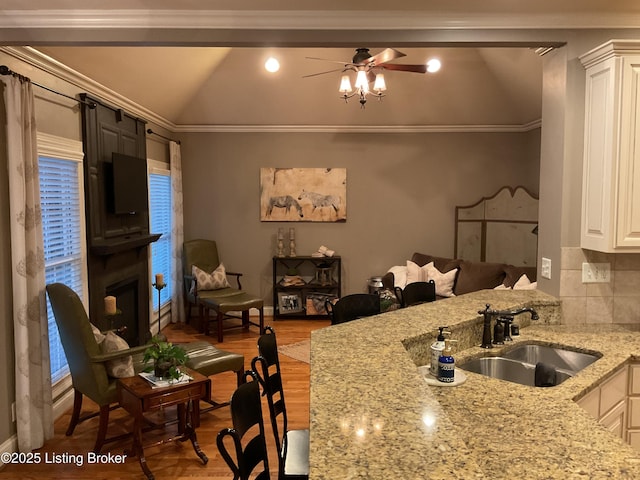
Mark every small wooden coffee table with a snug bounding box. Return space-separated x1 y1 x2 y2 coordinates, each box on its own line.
117 367 211 480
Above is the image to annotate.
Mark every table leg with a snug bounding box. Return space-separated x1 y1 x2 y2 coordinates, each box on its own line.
180 399 208 465
132 415 155 480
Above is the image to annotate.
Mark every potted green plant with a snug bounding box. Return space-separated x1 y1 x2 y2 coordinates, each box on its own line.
143 335 189 381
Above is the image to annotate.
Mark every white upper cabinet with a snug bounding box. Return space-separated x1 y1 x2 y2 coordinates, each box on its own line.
580 40 640 252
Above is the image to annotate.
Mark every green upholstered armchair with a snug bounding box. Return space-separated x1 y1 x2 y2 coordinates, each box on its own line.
183 239 244 323
45 282 148 453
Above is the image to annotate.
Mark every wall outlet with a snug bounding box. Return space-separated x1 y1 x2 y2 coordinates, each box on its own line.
582 262 611 283
541 257 552 279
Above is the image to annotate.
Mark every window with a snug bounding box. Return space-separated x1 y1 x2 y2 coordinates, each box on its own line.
148 163 172 309
38 133 87 386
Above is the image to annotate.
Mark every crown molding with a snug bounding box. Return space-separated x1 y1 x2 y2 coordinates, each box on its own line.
1 9 640 31
579 39 640 68
2 46 541 135
174 120 541 134
1 46 176 131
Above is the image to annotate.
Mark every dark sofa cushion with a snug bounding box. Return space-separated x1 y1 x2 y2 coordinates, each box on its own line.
503 265 537 288
411 252 461 273
454 260 507 295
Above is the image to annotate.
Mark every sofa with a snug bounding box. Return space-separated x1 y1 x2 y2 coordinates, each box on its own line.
382 252 537 300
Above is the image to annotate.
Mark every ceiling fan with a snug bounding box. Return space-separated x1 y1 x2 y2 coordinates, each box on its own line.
305 47 436 107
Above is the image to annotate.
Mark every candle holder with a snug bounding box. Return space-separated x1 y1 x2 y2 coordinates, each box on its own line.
152 281 167 341
105 309 122 331
277 228 285 257
288 228 297 257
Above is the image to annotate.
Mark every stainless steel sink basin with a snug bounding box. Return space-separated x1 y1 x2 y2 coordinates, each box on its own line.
502 343 600 373
458 343 600 387
459 357 573 387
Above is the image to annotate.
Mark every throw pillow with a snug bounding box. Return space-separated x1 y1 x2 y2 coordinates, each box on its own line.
493 284 511 290
90 323 106 344
387 265 408 289
424 262 457 297
101 331 134 378
406 260 431 285
513 274 537 290
192 263 230 291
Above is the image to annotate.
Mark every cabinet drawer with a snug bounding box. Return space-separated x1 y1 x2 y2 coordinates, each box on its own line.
600 367 628 416
144 383 206 410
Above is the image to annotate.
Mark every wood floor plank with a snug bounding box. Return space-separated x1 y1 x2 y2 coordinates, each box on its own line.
2 317 326 480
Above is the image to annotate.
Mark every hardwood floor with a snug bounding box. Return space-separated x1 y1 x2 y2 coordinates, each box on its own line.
2 317 327 480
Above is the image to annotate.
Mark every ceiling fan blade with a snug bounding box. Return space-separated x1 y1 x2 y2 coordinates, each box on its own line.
367 48 406 66
305 56 352 66
381 63 428 74
302 67 348 78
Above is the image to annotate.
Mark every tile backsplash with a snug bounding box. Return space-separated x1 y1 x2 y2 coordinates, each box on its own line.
560 247 640 325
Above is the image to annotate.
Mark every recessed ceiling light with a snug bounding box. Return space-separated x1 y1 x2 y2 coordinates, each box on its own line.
426 58 441 73
265 57 280 73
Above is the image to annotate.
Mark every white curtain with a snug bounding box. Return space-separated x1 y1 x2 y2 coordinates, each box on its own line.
170 141 185 323
2 74 54 451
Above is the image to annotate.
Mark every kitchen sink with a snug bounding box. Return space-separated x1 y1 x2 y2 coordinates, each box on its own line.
501 343 600 373
459 357 574 387
458 343 601 387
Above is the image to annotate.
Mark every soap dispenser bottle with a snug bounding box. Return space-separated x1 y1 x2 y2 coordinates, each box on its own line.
430 326 449 376
438 339 457 383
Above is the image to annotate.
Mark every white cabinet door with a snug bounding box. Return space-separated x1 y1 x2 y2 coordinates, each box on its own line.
580 40 640 252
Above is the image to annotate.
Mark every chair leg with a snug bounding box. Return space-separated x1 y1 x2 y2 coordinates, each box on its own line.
93 404 111 454
217 310 224 343
66 389 83 436
259 307 265 334
236 367 245 387
242 310 250 330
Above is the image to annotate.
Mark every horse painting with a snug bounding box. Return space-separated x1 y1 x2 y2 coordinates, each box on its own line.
266 195 304 218
298 190 341 214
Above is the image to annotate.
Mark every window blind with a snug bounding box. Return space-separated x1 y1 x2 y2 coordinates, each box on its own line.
149 172 172 307
40 156 84 383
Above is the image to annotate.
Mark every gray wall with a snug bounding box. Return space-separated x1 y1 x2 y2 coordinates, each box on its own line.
179 130 540 303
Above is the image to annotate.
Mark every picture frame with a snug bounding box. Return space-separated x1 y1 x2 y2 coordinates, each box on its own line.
277 292 304 314
260 167 347 222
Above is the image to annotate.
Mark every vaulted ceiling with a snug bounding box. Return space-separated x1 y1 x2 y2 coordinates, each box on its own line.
3 0 639 130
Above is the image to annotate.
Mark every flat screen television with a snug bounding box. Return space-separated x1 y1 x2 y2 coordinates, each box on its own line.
110 152 148 214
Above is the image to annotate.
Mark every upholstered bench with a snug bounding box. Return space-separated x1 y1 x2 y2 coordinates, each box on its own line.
199 293 265 342
181 341 244 414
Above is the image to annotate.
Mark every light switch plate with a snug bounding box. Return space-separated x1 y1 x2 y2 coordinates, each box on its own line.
541 257 552 279
582 262 611 283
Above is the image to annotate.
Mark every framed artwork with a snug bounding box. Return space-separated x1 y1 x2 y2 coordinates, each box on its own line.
277 292 304 314
260 167 347 222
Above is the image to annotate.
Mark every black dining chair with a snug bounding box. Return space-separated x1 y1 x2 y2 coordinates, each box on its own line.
394 280 436 307
216 371 271 480
324 293 381 325
252 327 309 480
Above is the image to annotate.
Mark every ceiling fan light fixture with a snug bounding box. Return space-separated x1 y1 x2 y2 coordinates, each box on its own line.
426 58 441 73
339 74 353 93
355 70 369 93
373 73 386 92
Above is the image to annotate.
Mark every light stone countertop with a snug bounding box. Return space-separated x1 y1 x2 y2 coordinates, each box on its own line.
309 289 640 479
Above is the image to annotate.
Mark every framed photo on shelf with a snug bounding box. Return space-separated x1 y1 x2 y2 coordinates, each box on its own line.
277 292 304 314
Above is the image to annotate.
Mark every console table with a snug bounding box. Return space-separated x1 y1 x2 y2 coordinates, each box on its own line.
272 256 341 318
117 367 210 480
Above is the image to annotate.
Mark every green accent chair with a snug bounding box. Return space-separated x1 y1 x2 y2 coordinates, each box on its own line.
183 239 264 342
46 282 245 453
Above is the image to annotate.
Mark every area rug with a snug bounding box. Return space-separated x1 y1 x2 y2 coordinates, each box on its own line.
278 339 310 364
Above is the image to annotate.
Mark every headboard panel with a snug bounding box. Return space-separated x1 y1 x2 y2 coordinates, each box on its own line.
455 186 538 268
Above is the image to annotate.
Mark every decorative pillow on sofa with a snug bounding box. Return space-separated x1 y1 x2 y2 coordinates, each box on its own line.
513 274 537 290
192 263 230 292
406 260 429 285
387 265 409 289
424 262 457 297
101 331 134 378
